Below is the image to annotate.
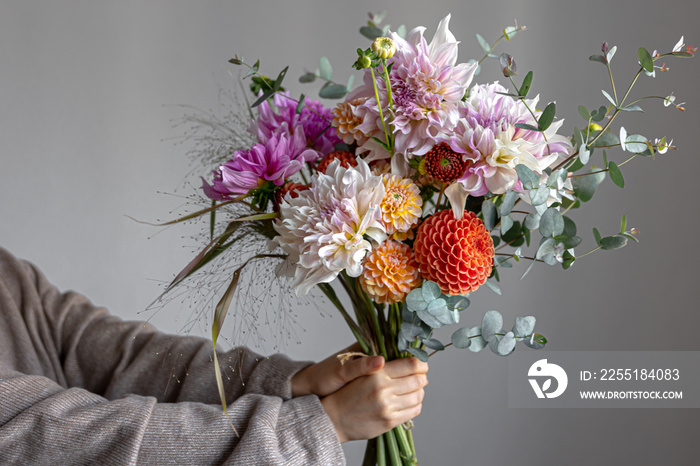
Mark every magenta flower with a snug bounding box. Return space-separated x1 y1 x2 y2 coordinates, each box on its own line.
252 92 341 154
202 130 319 200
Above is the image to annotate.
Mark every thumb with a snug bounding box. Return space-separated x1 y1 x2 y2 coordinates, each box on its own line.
342 355 385 382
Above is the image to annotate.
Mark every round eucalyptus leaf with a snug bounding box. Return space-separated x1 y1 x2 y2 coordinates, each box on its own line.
423 338 445 351
481 310 503 342
444 295 470 311
539 207 564 238
416 309 444 329
468 327 487 352
422 281 442 302
512 316 536 339
451 327 472 349
406 288 427 312
524 212 541 230
497 332 517 356
499 190 518 216
427 298 448 316
406 347 429 362
600 235 628 250
501 214 514 235
482 200 498 230
529 184 550 206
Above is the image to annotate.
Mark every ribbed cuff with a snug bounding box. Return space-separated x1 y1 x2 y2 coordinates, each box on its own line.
244 353 313 400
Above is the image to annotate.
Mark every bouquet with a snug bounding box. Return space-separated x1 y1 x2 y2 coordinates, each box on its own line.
154 11 694 465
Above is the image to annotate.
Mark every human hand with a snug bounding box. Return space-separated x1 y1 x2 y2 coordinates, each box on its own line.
291 343 385 398
320 357 429 443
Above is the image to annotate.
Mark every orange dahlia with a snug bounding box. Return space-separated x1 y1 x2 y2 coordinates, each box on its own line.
331 98 368 145
360 240 422 304
380 175 422 235
414 209 494 295
316 150 358 174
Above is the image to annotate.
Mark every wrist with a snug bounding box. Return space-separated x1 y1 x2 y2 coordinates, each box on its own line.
320 395 348 444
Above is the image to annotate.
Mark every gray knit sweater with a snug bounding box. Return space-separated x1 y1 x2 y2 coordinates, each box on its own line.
0 248 345 465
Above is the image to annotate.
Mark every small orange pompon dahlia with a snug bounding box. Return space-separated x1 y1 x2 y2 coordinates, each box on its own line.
331 98 368 146
414 209 494 295
360 240 422 304
380 175 422 236
316 150 358 174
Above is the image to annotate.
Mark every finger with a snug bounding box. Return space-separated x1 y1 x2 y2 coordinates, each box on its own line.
393 403 423 425
392 388 425 412
341 355 385 383
391 373 428 396
383 357 429 378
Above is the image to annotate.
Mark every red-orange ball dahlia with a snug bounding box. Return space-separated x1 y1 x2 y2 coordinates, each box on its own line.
316 150 358 174
414 209 494 295
360 240 422 304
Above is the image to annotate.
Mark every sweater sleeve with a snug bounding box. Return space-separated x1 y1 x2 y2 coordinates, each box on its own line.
0 248 345 465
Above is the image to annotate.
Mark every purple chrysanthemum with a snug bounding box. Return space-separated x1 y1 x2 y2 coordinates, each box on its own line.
202 130 319 200
252 92 341 154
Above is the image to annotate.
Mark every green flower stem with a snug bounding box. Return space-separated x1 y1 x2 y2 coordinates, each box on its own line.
381 58 394 114
317 283 370 354
392 425 417 465
606 61 618 105
362 437 378 466
507 76 550 147
384 430 402 466
577 245 602 259
377 434 387 466
406 429 416 460
370 66 393 153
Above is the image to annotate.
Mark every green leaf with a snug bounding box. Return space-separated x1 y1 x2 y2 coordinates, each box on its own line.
590 106 607 122
515 164 539 190
620 214 627 234
589 54 607 65
524 333 547 349
319 83 348 99
476 33 491 53
608 161 625 188
524 212 540 230
422 281 442 302
572 170 606 202
296 95 305 114
299 72 316 83
554 235 582 249
539 207 565 238
228 57 243 65
601 89 617 106
624 135 648 154
482 199 498 230
481 310 503 343
319 57 333 81
406 288 427 312
451 327 473 349
519 71 533 97
600 235 628 250
637 47 654 73
529 184 550 206
538 102 556 131
499 190 518 216
245 59 260 78
515 123 540 132
484 279 502 296
578 105 591 121
562 250 575 270
563 216 577 236
589 130 620 148
423 338 445 351
500 214 514 235
620 104 644 112
360 25 384 40
593 227 602 245
407 347 429 362
493 331 516 356
468 327 487 352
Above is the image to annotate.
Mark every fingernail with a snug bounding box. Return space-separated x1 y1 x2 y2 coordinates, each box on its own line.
371 357 383 368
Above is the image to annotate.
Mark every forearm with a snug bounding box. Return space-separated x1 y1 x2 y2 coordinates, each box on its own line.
0 369 345 465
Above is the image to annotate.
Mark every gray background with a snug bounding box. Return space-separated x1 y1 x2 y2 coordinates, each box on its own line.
1 1 698 465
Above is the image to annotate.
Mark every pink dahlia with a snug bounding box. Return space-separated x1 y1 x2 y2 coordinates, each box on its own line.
252 91 341 154
449 82 572 197
346 15 477 173
202 130 318 200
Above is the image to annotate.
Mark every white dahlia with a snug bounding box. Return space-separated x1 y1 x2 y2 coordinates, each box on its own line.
273 158 386 295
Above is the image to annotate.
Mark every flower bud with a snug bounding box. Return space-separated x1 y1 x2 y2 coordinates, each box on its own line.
371 37 397 59
354 55 372 70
